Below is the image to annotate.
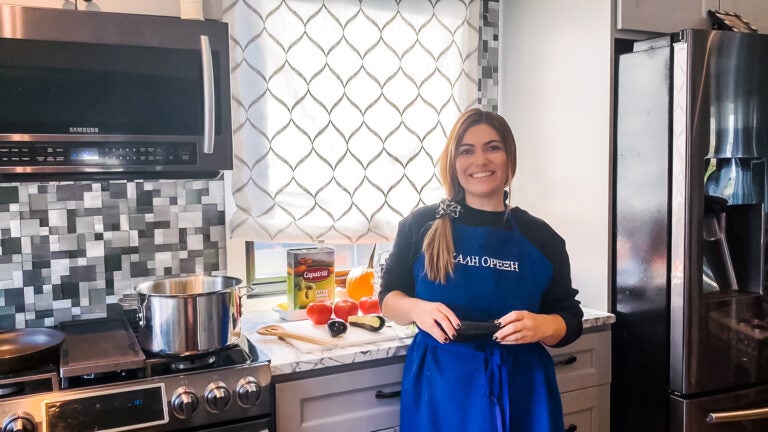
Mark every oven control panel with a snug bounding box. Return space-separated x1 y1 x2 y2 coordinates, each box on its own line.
0 363 272 432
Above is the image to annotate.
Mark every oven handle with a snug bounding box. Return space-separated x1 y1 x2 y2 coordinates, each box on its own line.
200 35 215 154
707 406 768 423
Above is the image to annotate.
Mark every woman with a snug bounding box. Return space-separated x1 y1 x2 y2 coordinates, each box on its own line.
379 108 583 432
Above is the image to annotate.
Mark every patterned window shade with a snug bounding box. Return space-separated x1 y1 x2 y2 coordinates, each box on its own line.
225 0 479 243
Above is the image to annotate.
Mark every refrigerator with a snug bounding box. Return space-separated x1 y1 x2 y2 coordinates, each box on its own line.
613 29 768 431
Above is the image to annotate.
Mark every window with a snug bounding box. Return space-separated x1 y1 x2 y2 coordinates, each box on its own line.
225 0 480 245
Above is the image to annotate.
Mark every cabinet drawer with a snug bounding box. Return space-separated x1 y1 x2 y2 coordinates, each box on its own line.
276 362 404 432
547 330 611 393
561 384 610 432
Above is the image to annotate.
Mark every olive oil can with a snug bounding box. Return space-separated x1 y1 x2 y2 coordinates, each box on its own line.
287 247 335 310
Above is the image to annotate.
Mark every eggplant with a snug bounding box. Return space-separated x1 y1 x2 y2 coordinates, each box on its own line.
326 319 348 338
453 320 499 342
348 314 386 332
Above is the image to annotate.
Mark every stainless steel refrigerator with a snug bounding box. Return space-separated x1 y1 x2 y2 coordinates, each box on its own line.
614 29 768 431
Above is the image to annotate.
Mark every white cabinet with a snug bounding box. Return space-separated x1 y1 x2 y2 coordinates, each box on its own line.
0 0 222 19
617 0 768 34
0 1 74 8
548 330 612 432
562 385 611 432
720 0 768 33
275 362 404 432
617 0 717 33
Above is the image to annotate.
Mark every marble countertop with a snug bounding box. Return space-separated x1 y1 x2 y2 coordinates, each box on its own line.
241 307 615 377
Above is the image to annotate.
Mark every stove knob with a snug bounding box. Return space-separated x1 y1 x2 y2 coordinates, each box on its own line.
2 412 36 432
171 387 199 419
237 377 263 407
205 381 232 412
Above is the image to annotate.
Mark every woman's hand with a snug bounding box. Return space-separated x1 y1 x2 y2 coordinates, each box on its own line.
493 310 566 346
411 299 461 343
381 291 461 343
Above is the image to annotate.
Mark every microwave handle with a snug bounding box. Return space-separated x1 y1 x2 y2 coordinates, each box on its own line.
200 35 215 154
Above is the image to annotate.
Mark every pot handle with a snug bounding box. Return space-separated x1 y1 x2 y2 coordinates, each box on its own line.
237 285 258 299
236 285 259 318
118 294 145 327
118 294 138 308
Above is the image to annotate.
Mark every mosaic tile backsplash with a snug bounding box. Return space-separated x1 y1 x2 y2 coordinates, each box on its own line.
479 0 499 112
0 180 227 330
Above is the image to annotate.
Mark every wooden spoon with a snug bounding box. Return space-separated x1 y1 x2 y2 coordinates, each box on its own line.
256 325 339 348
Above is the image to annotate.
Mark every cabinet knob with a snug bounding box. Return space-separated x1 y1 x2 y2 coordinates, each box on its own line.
554 355 578 367
565 424 578 432
374 390 402 399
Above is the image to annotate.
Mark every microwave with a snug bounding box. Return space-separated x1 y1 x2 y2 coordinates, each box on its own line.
0 5 232 180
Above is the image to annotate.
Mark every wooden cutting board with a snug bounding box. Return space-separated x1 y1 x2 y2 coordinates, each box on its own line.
275 319 402 353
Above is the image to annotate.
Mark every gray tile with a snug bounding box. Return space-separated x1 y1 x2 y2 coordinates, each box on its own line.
20 219 41 236
88 288 106 305
29 194 49 211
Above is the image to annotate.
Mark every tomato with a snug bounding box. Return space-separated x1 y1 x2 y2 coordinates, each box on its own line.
358 296 381 315
306 301 332 325
333 299 359 322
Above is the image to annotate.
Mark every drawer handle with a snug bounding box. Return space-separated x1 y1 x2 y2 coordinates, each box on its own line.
707 407 768 423
565 424 578 432
554 355 577 367
374 390 402 399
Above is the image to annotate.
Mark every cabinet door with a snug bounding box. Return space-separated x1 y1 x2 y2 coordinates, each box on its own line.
547 330 611 394
0 0 74 8
561 384 611 432
617 0 718 33
275 362 403 432
720 0 768 33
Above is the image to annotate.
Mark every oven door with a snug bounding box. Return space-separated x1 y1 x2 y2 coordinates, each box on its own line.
671 383 768 431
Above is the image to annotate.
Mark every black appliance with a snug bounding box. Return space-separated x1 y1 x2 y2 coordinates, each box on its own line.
0 5 232 180
0 307 272 431
614 29 768 431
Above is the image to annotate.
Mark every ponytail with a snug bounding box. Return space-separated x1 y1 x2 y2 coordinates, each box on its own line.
422 215 455 284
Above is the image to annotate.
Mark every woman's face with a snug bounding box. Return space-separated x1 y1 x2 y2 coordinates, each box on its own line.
454 123 508 211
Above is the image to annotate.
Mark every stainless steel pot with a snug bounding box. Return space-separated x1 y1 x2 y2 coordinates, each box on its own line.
121 275 245 356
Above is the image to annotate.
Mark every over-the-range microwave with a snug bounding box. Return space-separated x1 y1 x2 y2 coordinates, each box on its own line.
0 5 232 181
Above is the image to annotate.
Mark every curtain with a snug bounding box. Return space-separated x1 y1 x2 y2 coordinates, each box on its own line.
225 0 480 243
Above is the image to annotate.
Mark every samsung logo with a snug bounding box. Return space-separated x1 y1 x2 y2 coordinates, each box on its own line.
69 127 99 133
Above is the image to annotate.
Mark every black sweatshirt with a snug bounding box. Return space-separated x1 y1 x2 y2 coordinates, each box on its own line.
379 203 583 348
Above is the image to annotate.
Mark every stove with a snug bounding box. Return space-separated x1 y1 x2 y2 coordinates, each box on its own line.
0 309 272 432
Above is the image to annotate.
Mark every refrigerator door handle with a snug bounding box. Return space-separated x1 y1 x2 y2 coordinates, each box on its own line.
707 407 768 423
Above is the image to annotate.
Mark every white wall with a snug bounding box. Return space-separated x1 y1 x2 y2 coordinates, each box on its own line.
498 1 613 311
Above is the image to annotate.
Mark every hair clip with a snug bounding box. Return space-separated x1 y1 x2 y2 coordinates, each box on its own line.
435 198 461 219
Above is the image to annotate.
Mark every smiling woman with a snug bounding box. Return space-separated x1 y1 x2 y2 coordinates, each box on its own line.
379 109 583 432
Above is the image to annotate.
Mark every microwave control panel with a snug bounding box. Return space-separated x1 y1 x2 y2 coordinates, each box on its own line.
0 142 197 166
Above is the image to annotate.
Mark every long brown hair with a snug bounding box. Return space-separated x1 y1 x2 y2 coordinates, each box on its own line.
422 108 517 284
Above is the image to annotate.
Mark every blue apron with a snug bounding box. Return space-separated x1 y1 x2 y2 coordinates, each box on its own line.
400 216 565 432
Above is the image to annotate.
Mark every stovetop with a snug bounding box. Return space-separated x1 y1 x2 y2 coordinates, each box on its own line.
0 307 273 431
